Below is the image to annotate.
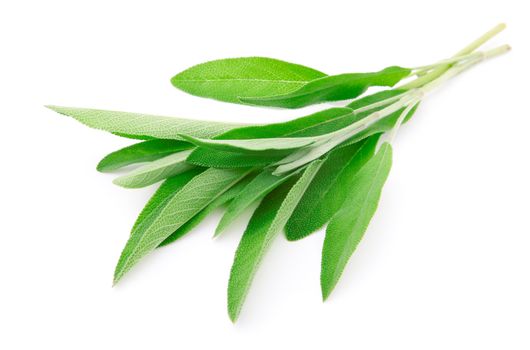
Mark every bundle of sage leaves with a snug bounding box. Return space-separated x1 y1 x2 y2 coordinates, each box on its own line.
48 24 509 322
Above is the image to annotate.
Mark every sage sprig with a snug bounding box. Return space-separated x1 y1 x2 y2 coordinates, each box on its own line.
48 24 510 322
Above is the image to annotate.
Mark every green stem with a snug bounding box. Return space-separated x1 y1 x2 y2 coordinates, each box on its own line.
399 23 506 90
412 51 485 75
419 44 510 94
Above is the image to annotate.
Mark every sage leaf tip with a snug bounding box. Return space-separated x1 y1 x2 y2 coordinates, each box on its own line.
228 307 239 323
112 269 123 287
214 224 225 237
112 176 134 189
321 284 332 302
170 73 184 89
44 104 65 114
96 159 110 173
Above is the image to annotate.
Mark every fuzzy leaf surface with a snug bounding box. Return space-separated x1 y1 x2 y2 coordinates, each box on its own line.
113 168 249 284
171 57 326 104
47 106 244 140
181 134 316 154
321 143 393 300
187 149 285 169
228 161 322 322
240 66 411 108
97 139 192 172
218 107 353 139
187 107 355 168
131 168 204 233
285 136 378 240
216 169 296 235
113 150 194 188
159 173 255 246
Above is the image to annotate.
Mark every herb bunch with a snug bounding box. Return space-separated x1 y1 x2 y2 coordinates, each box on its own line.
48 24 509 322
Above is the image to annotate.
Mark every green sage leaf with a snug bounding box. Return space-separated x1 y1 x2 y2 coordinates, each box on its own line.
343 103 419 147
97 139 193 172
113 150 194 189
218 107 353 139
187 149 284 169
240 66 411 108
285 136 378 241
181 134 316 154
131 168 205 233
216 169 296 236
114 168 250 285
186 107 355 168
171 57 326 104
159 173 256 246
273 91 419 174
228 160 322 322
321 143 393 300
46 106 245 140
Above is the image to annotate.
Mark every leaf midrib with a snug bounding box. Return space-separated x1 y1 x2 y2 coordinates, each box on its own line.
246 69 405 102
175 78 309 84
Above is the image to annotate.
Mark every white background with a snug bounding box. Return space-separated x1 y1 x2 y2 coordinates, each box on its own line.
1 1 528 349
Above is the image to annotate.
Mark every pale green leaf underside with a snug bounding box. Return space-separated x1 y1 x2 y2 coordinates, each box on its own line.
321 143 393 300
181 134 317 153
171 57 326 104
228 160 322 322
46 105 245 140
97 139 193 172
113 150 194 189
114 168 250 284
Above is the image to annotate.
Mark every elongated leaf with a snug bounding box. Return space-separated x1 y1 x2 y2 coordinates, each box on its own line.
131 168 204 233
240 66 411 108
187 90 415 174
187 148 285 168
114 168 250 284
285 136 378 240
321 143 393 300
181 134 316 154
159 173 256 246
228 161 322 322
218 107 353 139
113 150 194 189
97 139 193 172
216 169 296 235
46 106 245 140
186 107 356 168
171 57 326 104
